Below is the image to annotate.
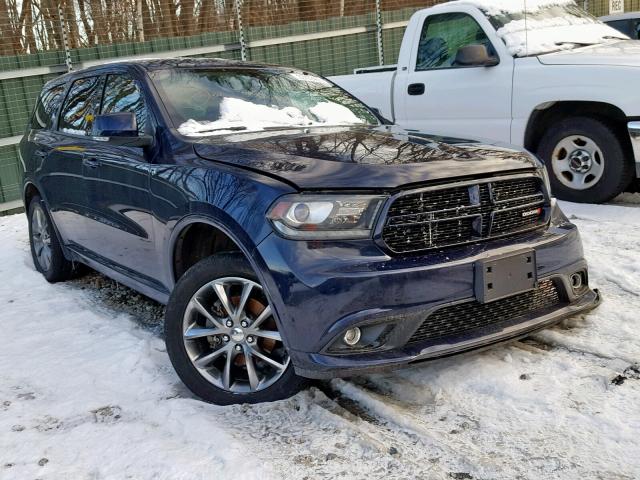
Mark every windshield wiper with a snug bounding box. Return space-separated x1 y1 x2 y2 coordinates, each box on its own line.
601 35 628 40
262 125 313 131
194 126 247 134
554 41 599 47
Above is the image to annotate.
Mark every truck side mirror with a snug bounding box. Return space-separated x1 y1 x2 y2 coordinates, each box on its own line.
92 112 152 147
454 44 499 67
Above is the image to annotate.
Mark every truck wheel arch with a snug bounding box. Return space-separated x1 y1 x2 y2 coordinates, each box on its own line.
524 101 631 155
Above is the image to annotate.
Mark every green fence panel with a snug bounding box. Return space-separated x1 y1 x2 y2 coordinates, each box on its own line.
0 144 22 203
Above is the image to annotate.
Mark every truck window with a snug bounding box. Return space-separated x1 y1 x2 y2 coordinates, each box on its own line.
101 75 148 134
607 19 633 37
32 84 65 130
59 76 104 136
416 12 494 71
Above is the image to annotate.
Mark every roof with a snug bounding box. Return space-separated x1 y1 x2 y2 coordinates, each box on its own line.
599 12 640 22
45 57 293 88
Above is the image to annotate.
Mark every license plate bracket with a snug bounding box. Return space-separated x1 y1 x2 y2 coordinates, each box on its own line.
474 250 537 303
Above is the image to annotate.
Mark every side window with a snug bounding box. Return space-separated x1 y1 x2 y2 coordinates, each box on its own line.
59 76 104 136
101 75 148 134
634 20 640 39
32 84 65 130
607 19 632 37
416 13 494 71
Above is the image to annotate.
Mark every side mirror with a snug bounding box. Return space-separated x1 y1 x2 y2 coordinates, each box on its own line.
454 44 500 67
92 112 152 147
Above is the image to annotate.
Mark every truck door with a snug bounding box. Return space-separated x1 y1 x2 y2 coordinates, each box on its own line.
394 8 514 143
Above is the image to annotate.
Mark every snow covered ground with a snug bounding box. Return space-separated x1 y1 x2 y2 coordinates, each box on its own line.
1 198 639 480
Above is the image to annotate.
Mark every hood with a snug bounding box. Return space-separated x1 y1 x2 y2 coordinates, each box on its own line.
192 126 538 190
538 40 640 67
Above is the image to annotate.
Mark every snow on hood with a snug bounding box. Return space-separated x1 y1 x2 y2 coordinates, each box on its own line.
499 17 626 56
449 0 629 57
449 0 575 16
538 39 640 66
177 97 364 137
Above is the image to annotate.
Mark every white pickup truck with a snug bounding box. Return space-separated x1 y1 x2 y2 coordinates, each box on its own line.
331 0 640 203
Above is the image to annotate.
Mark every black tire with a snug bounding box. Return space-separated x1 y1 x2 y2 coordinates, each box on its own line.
537 116 633 203
27 195 75 282
165 253 308 405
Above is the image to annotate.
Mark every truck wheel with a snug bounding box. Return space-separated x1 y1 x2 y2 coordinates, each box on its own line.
28 194 75 282
538 117 633 203
164 253 308 405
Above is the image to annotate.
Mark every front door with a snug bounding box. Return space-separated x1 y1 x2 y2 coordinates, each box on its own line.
394 9 514 143
81 73 160 285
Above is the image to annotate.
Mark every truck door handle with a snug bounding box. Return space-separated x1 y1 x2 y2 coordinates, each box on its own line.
408 83 425 95
82 157 100 168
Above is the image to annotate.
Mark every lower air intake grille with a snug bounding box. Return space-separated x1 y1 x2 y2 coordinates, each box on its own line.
408 279 562 345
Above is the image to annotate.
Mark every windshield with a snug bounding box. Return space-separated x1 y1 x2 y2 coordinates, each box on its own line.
150 68 379 137
468 0 629 56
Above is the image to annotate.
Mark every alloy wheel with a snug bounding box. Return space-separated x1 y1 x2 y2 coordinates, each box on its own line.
31 204 52 272
551 135 604 191
182 277 290 393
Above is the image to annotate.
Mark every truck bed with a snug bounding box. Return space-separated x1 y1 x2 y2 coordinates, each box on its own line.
330 67 397 122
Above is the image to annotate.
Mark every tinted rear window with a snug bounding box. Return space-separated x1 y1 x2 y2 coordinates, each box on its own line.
32 84 65 130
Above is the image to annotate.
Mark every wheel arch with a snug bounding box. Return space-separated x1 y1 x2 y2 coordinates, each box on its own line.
524 101 632 156
168 212 272 291
23 181 41 208
167 212 288 346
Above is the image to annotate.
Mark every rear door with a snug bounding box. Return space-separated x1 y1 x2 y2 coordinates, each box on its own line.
393 8 514 143
81 72 160 284
40 75 104 247
24 83 66 205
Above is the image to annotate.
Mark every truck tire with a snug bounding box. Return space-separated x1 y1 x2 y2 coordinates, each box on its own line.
27 194 76 282
537 116 633 203
164 253 308 405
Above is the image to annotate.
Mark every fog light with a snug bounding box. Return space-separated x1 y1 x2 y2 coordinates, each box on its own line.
570 272 584 291
343 327 362 346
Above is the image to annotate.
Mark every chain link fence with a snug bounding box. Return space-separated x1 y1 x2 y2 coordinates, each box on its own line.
0 0 636 208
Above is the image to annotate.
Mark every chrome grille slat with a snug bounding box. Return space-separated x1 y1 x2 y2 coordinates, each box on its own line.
382 176 547 253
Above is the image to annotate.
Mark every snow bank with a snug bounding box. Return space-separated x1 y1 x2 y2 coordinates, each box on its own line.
2 201 640 479
178 97 363 137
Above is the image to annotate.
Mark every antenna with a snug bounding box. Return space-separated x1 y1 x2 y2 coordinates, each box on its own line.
524 0 529 56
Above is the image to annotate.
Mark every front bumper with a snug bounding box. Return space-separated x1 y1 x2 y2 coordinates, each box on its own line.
628 121 640 177
292 284 600 379
255 205 600 379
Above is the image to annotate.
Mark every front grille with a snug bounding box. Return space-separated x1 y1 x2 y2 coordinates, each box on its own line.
382 176 547 253
408 279 562 345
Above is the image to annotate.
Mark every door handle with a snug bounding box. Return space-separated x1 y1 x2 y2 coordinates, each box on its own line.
407 83 425 96
82 156 100 168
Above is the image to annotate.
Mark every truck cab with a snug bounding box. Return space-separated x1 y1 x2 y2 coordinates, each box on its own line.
332 0 640 204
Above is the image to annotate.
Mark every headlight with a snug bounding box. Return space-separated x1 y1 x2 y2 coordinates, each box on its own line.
267 194 386 239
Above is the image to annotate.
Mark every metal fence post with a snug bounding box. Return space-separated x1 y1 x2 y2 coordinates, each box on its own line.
235 0 248 61
375 0 384 66
57 3 73 72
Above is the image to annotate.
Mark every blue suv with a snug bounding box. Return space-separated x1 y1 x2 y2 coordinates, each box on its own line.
21 59 600 404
